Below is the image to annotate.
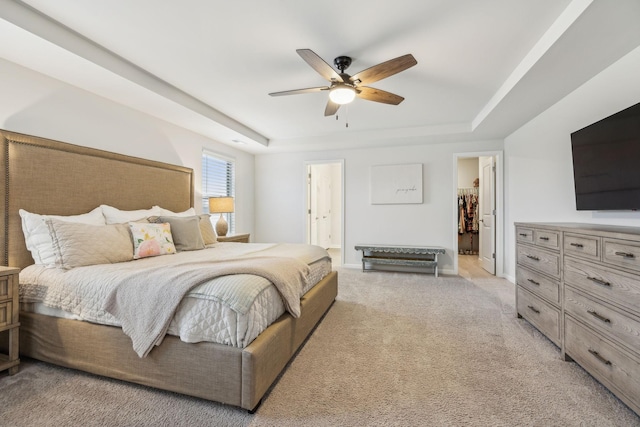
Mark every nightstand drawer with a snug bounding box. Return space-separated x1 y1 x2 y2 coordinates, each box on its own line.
0 267 19 375
0 301 10 328
516 265 559 305
0 275 11 301
517 287 561 346
564 233 600 261
517 245 560 279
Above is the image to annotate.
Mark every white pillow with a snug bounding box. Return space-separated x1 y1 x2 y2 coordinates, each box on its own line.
153 206 196 217
46 219 134 269
19 207 106 266
101 204 161 224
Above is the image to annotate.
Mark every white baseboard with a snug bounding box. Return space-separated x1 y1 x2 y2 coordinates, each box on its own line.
341 263 361 269
503 274 515 284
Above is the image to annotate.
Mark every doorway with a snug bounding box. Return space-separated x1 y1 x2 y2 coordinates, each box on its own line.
305 160 344 266
454 152 503 278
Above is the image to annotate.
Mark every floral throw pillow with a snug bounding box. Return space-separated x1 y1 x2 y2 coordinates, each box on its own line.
128 222 176 259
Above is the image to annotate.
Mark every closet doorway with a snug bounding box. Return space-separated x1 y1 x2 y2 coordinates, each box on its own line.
305 160 344 266
454 152 502 278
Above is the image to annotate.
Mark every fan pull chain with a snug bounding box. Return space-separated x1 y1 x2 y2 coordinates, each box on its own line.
335 107 349 127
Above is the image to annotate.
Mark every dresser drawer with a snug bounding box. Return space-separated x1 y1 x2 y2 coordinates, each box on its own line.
533 229 561 250
564 233 600 261
516 227 534 244
517 245 560 279
516 265 560 305
517 287 561 346
565 317 640 413
603 238 640 272
564 257 640 316
565 286 640 354
0 302 10 328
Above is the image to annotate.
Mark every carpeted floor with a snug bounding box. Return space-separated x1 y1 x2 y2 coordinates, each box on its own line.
1 267 639 426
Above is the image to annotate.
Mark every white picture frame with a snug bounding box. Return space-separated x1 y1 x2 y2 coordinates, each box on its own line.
370 163 423 204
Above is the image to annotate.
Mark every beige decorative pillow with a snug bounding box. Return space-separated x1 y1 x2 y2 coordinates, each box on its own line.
154 216 205 251
46 218 134 269
199 214 217 245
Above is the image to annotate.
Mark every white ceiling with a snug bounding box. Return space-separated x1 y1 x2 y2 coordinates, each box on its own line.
1 0 640 153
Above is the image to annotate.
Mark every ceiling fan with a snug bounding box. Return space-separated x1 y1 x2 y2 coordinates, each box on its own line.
269 49 417 117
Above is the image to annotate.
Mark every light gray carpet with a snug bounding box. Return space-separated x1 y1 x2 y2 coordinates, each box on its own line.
1 267 639 426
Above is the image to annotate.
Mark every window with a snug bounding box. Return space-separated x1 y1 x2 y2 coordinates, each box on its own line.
202 150 235 234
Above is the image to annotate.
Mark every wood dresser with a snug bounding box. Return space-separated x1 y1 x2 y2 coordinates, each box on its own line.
516 223 640 415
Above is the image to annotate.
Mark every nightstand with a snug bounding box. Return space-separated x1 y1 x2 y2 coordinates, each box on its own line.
217 233 250 243
0 267 20 375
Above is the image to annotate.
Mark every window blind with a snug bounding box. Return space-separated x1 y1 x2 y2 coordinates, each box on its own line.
202 150 235 234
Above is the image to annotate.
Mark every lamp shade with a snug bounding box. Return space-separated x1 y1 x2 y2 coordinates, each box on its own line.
208 196 234 213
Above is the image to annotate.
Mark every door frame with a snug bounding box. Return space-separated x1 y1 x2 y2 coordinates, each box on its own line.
304 159 345 265
452 151 504 277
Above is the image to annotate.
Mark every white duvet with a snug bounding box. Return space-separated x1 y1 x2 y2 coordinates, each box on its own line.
19 242 332 348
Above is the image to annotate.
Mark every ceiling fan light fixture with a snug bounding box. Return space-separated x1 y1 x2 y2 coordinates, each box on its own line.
329 86 356 105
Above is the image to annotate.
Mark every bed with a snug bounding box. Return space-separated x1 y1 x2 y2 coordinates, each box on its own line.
0 129 338 411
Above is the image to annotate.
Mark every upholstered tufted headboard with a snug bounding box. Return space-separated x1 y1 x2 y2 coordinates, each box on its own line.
0 129 194 268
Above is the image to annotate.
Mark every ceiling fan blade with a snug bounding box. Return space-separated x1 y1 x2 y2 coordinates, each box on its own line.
357 86 405 105
297 49 343 82
350 54 417 85
269 86 329 96
324 99 341 116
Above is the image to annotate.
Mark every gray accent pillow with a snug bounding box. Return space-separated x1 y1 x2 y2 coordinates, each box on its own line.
155 215 205 251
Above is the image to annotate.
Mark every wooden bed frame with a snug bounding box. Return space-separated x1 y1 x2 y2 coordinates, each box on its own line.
0 129 338 411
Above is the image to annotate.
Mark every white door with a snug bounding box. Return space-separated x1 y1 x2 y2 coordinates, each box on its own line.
309 165 332 248
308 167 317 244
479 156 496 274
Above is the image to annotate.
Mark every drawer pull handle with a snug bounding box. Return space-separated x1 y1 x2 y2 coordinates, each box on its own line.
527 305 540 314
539 237 550 241
570 243 584 248
527 278 540 286
588 349 612 366
526 255 540 261
519 233 528 237
587 310 611 324
586 276 611 287
614 251 635 259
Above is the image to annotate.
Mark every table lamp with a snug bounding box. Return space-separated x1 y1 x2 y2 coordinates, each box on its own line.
208 196 234 237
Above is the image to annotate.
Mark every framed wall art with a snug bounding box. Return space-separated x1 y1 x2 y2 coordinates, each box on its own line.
370 163 423 204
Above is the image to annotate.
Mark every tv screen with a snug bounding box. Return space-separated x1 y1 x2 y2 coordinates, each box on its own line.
571 101 640 211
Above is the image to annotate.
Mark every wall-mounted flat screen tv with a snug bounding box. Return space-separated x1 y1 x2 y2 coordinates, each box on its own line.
571 101 640 211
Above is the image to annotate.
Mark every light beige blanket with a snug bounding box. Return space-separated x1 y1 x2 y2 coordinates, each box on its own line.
104 255 310 357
